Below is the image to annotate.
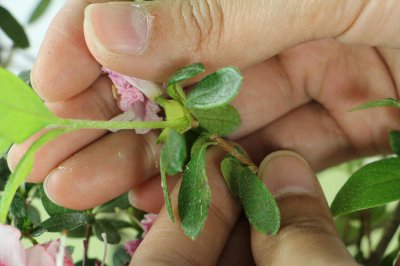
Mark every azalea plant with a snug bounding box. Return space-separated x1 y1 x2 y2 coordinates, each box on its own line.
1 1 400 266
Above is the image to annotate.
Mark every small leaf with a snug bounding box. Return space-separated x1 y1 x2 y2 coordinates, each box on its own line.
26 205 41 226
39 212 88 232
28 0 52 24
178 135 213 239
10 193 32 232
331 157 400 217
97 193 131 213
185 67 242 109
191 105 240 136
0 68 58 143
93 219 121 244
0 6 29 48
390 131 400 156
113 247 131 266
221 156 280 235
161 129 187 175
350 98 400 111
0 136 12 158
39 185 77 216
167 63 205 87
160 159 175 222
107 220 132 229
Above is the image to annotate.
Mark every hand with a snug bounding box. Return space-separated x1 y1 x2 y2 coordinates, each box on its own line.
132 150 358 266
7 1 400 213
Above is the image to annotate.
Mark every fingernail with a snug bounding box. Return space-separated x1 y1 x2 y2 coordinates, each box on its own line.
86 3 151 54
258 151 316 197
43 173 59 205
128 191 136 207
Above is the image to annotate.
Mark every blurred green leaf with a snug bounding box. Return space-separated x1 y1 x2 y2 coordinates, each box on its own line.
39 212 88 232
0 136 12 158
0 68 58 143
39 185 77 216
185 67 242 109
390 130 400 156
93 219 121 244
192 105 240 136
97 193 131 213
0 6 29 48
331 158 400 217
26 205 41 226
178 135 213 239
28 0 52 24
351 98 400 111
10 192 32 232
113 247 131 266
107 219 132 229
65 225 86 238
221 156 280 235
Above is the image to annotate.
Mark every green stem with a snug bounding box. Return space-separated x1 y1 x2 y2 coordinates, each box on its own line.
59 118 183 131
0 129 68 224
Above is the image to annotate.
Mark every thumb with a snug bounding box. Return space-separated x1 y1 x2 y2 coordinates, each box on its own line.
252 151 358 266
83 1 377 80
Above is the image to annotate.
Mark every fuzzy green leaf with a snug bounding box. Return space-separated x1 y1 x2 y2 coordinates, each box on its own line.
185 67 242 109
10 193 32 232
350 98 400 111
192 105 240 136
178 136 213 239
390 131 400 156
0 68 58 143
0 136 12 158
28 0 52 24
39 212 88 232
331 157 400 217
113 247 131 266
161 129 187 175
168 63 205 87
221 156 280 235
0 6 29 48
39 185 77 216
93 219 121 244
97 193 131 213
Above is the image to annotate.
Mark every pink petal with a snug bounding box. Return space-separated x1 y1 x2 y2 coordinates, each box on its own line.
124 239 142 257
26 245 54 266
0 224 26 266
141 213 158 237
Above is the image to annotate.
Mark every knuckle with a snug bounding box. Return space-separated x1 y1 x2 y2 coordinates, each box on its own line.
179 0 225 57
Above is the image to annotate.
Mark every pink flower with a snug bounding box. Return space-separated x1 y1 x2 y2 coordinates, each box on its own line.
0 224 73 266
103 67 163 134
124 239 142 257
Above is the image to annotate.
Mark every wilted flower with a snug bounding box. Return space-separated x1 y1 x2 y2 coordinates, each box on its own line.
0 224 73 266
124 213 158 257
102 67 163 134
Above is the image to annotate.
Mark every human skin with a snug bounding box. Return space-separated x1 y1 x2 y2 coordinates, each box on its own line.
6 0 400 263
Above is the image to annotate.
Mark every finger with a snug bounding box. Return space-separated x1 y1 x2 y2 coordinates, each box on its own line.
43 130 160 210
251 151 357 266
131 148 241 265
32 0 101 102
7 76 120 183
83 1 399 81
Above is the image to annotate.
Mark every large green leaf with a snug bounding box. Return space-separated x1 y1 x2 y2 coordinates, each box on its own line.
390 130 400 156
28 0 52 24
221 156 280 235
331 157 400 217
0 6 29 48
93 219 121 244
350 98 400 111
192 105 240 136
0 68 58 143
10 192 32 232
178 135 213 239
161 129 187 175
0 136 12 158
185 67 242 109
39 212 88 232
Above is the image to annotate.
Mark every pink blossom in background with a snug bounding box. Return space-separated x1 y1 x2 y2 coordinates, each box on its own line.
102 67 163 134
124 239 142 257
0 224 73 266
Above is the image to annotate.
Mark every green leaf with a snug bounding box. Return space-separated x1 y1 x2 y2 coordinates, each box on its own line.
113 247 131 266
39 185 77 216
191 105 240 136
350 98 400 111
221 156 280 235
331 157 400 217
185 67 242 110
107 219 132 229
39 212 88 232
178 135 214 239
26 205 41 226
0 129 66 224
93 219 121 244
0 136 12 158
160 159 175 222
167 63 205 87
0 68 58 143
390 130 400 156
10 192 32 232
97 193 131 213
0 6 29 48
161 129 187 175
28 0 52 24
